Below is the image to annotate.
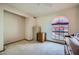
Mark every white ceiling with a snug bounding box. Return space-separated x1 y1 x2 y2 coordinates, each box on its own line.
9 3 78 17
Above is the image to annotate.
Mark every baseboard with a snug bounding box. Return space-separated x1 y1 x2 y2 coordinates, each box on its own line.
1 39 33 52
0 46 5 52
4 38 34 46
4 39 25 46
24 39 34 41
46 39 65 45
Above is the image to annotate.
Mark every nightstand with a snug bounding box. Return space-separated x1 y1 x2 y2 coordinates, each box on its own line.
37 32 46 42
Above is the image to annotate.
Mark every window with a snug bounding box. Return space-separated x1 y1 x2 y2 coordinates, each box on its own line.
51 16 69 40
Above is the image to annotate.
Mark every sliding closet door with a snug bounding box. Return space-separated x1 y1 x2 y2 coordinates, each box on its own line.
4 11 25 44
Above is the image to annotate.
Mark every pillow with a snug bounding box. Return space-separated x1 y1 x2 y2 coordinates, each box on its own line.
70 37 79 46
74 32 79 41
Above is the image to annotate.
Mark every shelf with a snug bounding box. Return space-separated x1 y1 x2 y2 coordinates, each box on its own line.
52 31 68 33
52 22 69 25
51 22 69 40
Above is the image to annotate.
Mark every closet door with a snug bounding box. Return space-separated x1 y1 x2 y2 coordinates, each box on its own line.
4 11 25 44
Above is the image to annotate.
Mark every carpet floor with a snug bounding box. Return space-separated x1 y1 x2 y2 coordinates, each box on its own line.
0 40 65 55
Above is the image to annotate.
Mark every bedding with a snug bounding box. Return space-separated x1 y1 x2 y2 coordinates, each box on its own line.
65 33 79 55
70 32 79 45
69 37 79 54
70 37 79 46
74 32 79 41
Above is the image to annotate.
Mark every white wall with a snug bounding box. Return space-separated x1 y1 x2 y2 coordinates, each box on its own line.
4 11 25 44
0 6 4 51
76 5 79 32
37 6 79 40
25 17 36 40
25 17 42 40
25 7 78 40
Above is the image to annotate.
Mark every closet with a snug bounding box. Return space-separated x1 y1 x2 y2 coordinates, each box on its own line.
4 11 25 44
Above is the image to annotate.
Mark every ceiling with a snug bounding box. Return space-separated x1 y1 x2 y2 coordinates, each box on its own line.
9 3 78 17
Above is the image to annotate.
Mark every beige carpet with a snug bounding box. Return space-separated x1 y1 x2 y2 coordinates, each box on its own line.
0 40 65 55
